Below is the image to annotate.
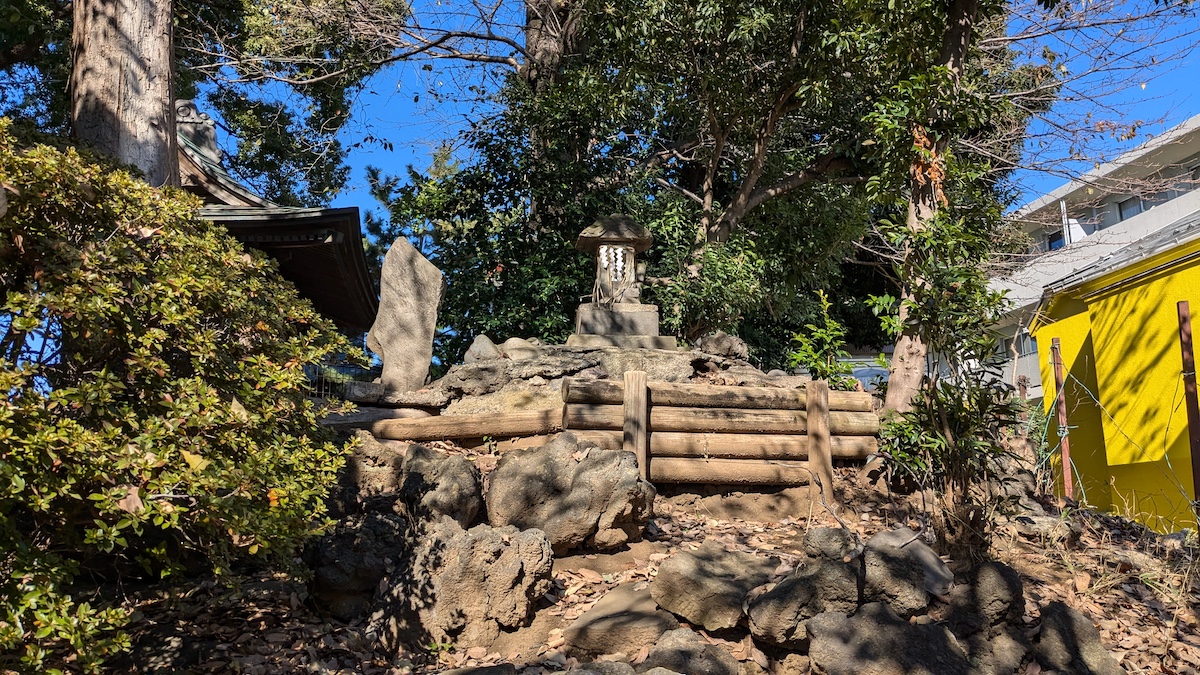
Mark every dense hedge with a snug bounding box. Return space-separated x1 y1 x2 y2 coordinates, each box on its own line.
0 119 356 672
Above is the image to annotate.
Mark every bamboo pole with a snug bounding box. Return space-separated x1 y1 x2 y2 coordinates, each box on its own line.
370 409 562 441
624 370 650 480
563 404 880 436
562 377 874 412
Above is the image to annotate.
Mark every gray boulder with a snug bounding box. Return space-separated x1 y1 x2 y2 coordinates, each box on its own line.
573 662 637 675
807 602 970 675
486 433 655 553
636 628 739 675
747 558 859 647
862 544 929 618
650 540 778 631
1034 602 1122 675
400 444 482 527
500 337 542 361
464 334 502 363
306 512 409 621
565 584 678 656
367 237 444 392
944 562 1024 637
803 527 857 561
694 331 750 361
329 432 406 516
370 517 553 650
867 527 954 595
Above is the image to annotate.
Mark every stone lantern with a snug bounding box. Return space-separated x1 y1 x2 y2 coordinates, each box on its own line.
566 215 678 350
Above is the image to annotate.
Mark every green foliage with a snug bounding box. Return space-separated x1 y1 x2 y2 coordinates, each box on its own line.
787 291 858 391
870 206 1020 557
0 119 356 670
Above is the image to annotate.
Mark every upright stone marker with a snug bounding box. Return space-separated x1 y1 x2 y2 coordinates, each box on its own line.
367 237 444 392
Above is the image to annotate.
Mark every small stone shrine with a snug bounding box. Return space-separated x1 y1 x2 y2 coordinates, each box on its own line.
566 215 678 350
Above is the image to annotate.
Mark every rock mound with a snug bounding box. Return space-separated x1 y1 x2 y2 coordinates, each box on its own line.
650 540 778 631
485 433 655 554
370 516 553 650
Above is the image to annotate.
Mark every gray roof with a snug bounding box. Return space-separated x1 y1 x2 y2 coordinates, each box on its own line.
1044 209 1200 294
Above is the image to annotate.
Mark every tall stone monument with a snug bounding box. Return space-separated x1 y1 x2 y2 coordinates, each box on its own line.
566 215 678 350
367 237 445 391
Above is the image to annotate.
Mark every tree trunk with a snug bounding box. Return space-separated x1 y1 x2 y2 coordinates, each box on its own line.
884 167 939 413
883 0 979 413
71 0 179 187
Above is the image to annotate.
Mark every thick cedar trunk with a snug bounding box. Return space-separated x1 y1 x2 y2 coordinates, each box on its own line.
883 0 979 413
71 0 179 187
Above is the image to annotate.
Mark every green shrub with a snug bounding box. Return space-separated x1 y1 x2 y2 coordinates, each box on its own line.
787 291 858 391
0 119 356 671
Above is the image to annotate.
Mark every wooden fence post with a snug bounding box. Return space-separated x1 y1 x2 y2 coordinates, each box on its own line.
623 370 650 480
1176 301 1200 506
807 379 835 509
1050 337 1074 501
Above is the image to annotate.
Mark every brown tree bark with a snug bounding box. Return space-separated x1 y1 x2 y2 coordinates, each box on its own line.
883 0 979 413
71 0 179 187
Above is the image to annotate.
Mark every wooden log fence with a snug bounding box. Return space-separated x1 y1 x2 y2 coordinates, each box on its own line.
371 372 881 497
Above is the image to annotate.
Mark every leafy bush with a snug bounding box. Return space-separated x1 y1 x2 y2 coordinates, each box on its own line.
0 119 355 671
872 213 1020 561
787 290 859 391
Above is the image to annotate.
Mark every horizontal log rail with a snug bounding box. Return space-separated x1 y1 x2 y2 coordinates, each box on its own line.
648 457 812 484
562 378 873 412
370 409 561 442
567 430 876 460
563 403 880 436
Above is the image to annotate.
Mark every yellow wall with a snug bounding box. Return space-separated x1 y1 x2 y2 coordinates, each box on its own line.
1033 240 1200 532
1035 300 1112 511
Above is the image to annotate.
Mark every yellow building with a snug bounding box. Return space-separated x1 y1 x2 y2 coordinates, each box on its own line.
1031 216 1200 532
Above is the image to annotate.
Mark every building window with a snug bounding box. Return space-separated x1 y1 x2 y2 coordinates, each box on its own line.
1119 196 1144 220
1047 229 1065 250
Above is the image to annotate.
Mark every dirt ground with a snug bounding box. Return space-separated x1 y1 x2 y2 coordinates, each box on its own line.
112 464 1200 674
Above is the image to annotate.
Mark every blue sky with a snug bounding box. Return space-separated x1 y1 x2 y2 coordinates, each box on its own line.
327 5 1200 219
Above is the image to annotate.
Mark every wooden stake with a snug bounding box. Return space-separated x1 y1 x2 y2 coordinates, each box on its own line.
807 379 835 508
1177 301 1200 506
1050 337 1074 501
623 370 650 480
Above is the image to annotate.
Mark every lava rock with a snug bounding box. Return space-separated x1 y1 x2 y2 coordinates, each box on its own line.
866 527 954 596
565 584 679 655
802 527 857 561
1034 602 1122 675
636 628 739 675
807 602 970 675
862 543 929 618
650 540 778 631
370 517 553 650
306 512 410 621
400 443 482 527
747 558 859 646
485 433 655 554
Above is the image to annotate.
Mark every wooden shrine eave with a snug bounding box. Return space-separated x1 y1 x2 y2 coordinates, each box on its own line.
173 99 379 335
199 205 379 334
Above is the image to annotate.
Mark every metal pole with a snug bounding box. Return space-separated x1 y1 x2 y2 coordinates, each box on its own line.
1050 337 1074 501
1176 301 1200 505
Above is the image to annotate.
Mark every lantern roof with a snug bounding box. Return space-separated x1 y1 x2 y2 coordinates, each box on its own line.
575 214 652 254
